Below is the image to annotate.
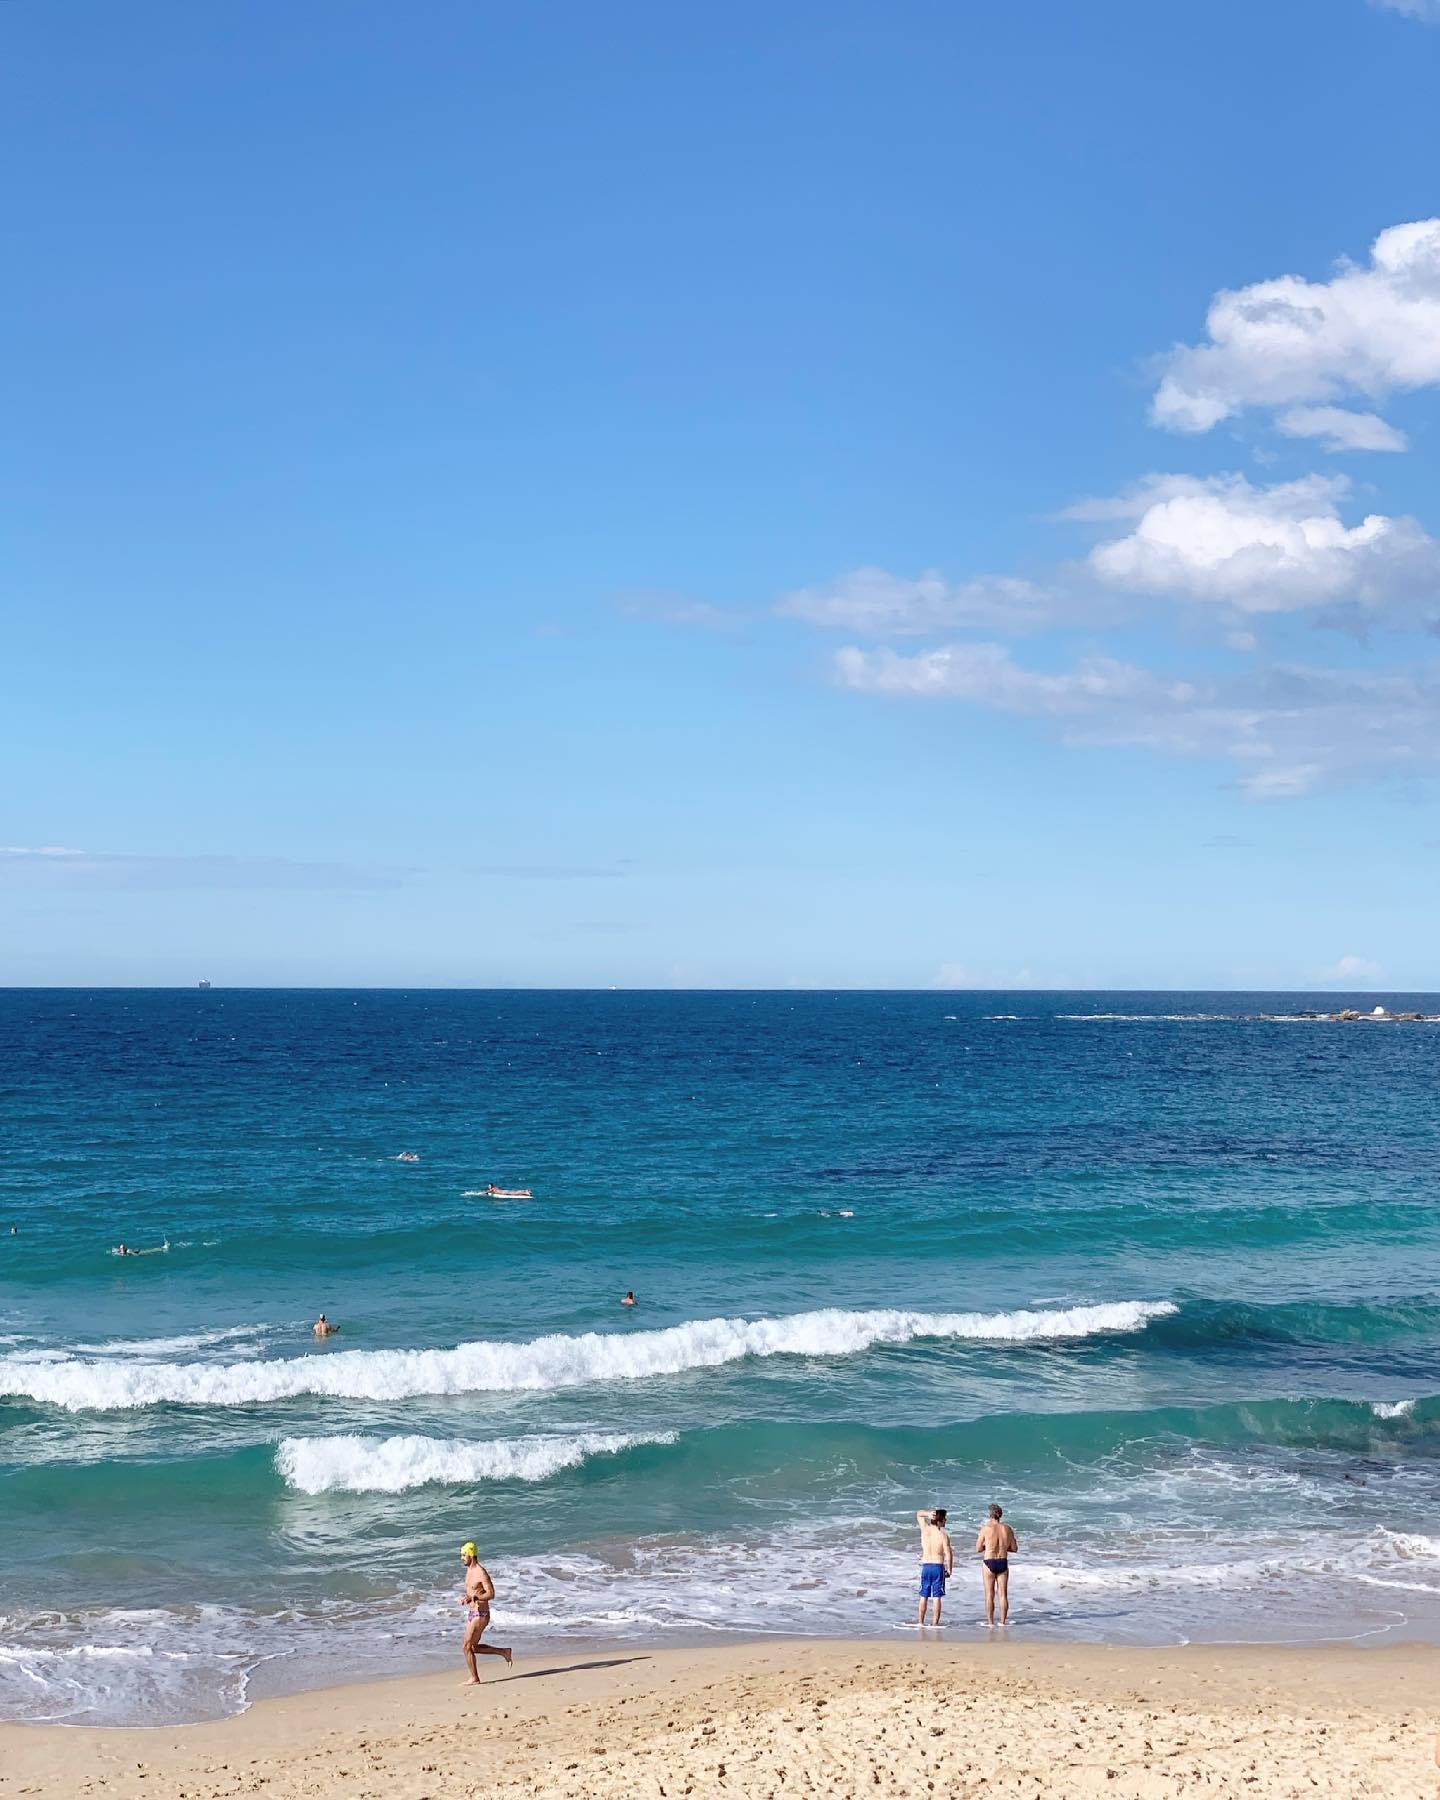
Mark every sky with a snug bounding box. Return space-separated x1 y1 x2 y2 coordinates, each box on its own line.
4 0 1440 988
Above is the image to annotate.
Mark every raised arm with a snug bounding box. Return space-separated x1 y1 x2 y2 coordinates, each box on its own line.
916 1510 932 1527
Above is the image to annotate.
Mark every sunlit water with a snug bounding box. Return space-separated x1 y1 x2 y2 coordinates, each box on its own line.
3 989 1439 1722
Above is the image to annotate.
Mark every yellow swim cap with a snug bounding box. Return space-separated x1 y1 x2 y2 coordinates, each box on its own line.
460 1542 478 1559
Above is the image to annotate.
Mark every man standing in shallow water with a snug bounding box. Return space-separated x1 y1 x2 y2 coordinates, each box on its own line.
976 1502 1018 1626
460 1542 512 1682
915 1508 953 1626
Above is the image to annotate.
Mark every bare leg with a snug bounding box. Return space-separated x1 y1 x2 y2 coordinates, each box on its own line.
917 1595 927 1625
997 1570 1010 1625
933 1593 943 1626
982 1565 996 1626
464 1618 512 1675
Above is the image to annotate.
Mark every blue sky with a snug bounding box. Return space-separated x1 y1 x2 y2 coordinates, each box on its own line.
5 0 1440 987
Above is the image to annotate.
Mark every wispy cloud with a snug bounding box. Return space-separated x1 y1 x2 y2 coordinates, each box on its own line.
1370 0 1440 20
0 848 405 891
776 568 1056 636
934 963 1066 990
615 591 743 630
1150 218 1440 442
1314 953 1384 982
835 644 1440 797
467 862 631 880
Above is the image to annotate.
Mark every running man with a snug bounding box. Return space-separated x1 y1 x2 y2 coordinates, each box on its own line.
459 1542 512 1682
915 1507 953 1626
976 1503 1018 1626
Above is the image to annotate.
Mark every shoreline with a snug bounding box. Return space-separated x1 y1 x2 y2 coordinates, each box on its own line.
3 1636 1435 1798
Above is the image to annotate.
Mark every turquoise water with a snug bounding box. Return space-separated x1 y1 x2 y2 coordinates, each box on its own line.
3 988 1440 1723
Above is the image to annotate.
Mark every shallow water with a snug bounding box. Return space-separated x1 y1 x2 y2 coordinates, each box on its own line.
3 988 1439 1723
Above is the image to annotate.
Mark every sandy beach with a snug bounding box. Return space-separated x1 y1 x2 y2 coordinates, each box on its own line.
1 1637 1434 1799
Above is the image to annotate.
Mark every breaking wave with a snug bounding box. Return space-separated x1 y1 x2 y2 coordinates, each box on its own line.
276 1429 675 1493
0 1301 1174 1412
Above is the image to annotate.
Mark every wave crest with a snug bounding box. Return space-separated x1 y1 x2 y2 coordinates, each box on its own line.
0 1301 1174 1413
276 1430 674 1493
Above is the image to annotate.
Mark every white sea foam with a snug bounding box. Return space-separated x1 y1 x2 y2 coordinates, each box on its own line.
0 1301 1176 1412
3 1515 1439 1726
1370 1398 1416 1419
70 1327 266 1359
276 1429 677 1493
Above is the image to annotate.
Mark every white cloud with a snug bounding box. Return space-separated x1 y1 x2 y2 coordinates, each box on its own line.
935 964 1056 990
776 567 1053 636
1275 406 1408 453
835 642 1191 711
1370 0 1440 18
1152 218 1440 439
1076 473 1440 619
1314 954 1384 982
617 591 741 629
834 644 1440 797
0 848 403 891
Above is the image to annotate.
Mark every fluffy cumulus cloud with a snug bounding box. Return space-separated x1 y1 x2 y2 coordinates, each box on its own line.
776 568 1053 636
835 644 1440 797
1151 218 1440 441
1073 473 1440 620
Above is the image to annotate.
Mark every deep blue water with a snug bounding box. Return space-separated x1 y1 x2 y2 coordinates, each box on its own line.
3 989 1439 1723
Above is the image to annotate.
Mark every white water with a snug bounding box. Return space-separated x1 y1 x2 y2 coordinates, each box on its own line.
6 1518 1438 1725
276 1429 677 1493
0 1301 1176 1412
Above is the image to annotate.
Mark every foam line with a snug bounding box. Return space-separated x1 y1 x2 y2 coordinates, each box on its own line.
0 1301 1175 1412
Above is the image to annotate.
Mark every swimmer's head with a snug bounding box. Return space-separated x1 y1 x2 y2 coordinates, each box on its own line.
988 1503 1003 1520
460 1542 478 1562
932 1508 947 1525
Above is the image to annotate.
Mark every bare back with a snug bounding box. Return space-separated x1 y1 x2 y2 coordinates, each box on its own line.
976 1520 1017 1559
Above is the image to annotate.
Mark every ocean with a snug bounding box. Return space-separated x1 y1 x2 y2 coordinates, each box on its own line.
2 988 1439 1725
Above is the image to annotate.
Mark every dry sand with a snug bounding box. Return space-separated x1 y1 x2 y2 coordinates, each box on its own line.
1 1637 1435 1798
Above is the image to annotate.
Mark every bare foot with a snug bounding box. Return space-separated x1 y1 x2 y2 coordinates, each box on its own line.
461 1677 481 1686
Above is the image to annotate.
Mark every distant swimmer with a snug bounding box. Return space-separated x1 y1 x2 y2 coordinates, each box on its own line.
621 1290 636 1307
976 1502 1018 1627
459 1541 512 1683
916 1507 953 1627
112 1242 134 1257
485 1184 533 1199
396 1152 419 1164
313 1313 338 1338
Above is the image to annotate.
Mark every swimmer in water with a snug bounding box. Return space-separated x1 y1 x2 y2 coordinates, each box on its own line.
621 1290 637 1307
113 1242 132 1256
313 1313 338 1338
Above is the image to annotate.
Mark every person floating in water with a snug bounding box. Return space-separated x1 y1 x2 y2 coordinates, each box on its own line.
621 1290 637 1307
113 1242 133 1256
976 1502 1018 1626
313 1313 338 1338
396 1151 419 1163
459 1541 512 1683
485 1183 533 1198
915 1507 953 1626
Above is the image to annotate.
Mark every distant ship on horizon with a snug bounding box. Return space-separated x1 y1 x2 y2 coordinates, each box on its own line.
197 979 212 990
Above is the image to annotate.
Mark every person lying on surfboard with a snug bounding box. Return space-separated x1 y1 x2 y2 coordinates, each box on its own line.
485 1183 533 1198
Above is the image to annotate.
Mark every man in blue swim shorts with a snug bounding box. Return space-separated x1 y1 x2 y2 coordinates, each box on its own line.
915 1507 954 1626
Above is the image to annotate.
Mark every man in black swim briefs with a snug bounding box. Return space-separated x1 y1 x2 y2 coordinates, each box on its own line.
975 1502 1017 1626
